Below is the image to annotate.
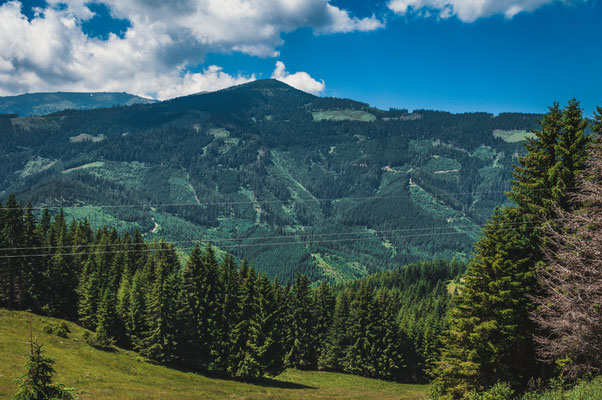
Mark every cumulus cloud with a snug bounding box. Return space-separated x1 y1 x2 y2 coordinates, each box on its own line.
271 61 325 95
388 0 583 22
0 1 382 98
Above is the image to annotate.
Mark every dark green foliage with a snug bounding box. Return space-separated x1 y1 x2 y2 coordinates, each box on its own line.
0 80 543 282
42 322 70 338
0 198 464 382
13 341 77 400
285 274 317 369
432 100 593 399
83 327 115 351
141 242 179 363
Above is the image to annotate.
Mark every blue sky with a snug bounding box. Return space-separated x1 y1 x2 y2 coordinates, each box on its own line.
1 0 601 114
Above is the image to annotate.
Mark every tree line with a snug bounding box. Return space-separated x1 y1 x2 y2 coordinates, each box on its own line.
0 199 463 381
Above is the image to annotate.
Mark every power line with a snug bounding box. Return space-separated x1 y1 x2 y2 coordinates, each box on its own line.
0 223 547 259
0 218 558 253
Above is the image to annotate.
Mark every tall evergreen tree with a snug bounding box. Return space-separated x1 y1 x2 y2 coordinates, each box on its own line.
319 289 352 371
313 281 335 364
215 254 241 374
432 100 592 398
230 263 265 378
142 242 179 363
285 274 316 369
0 195 24 309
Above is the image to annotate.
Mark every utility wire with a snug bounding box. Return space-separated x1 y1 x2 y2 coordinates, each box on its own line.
0 218 562 252
0 223 548 259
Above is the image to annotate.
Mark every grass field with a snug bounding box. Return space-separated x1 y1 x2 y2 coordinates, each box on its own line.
0 310 428 400
493 129 536 142
312 109 376 122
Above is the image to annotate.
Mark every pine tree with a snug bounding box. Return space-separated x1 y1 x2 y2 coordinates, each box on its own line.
229 263 265 378
115 270 132 346
345 283 378 377
374 290 406 381
142 242 179 363
22 204 42 312
257 275 286 377
13 341 76 400
96 287 118 340
319 289 352 371
175 245 205 368
127 269 148 350
285 274 316 369
0 194 24 309
215 254 241 375
507 103 561 218
432 100 592 398
46 230 78 319
313 281 334 364
78 259 101 330
551 98 590 209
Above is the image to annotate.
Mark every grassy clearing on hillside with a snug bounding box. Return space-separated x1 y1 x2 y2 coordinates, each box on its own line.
0 310 428 400
493 129 536 142
312 109 376 122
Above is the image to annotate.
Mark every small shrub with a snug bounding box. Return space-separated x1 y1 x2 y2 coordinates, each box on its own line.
468 382 515 400
13 341 79 400
42 324 54 334
42 322 70 338
83 327 115 351
54 322 71 338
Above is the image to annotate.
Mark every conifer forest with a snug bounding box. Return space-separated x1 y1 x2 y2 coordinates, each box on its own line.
1 92 601 399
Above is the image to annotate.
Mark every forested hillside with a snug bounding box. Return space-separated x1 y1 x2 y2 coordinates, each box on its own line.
0 195 463 382
0 80 541 282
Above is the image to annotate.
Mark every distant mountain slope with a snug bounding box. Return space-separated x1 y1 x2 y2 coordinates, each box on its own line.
0 79 540 282
0 91 157 117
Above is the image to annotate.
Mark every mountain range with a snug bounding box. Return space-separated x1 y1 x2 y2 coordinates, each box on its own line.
0 92 156 117
0 79 540 282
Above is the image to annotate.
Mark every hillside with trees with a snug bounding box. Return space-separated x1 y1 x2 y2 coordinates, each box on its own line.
0 79 544 282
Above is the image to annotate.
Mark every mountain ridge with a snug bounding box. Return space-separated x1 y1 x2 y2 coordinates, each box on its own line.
0 91 157 117
0 80 541 282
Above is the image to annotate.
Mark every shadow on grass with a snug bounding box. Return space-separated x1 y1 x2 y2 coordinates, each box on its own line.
156 363 317 390
244 377 316 390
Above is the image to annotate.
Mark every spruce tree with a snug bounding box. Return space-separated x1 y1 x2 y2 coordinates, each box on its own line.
142 242 179 363
319 289 352 371
78 259 101 330
374 290 406 381
313 281 335 364
432 100 592 399
257 275 286 377
215 254 241 375
175 245 205 368
230 263 265 378
344 283 378 377
1 194 24 309
127 269 148 350
285 274 316 369
13 341 76 400
22 204 42 312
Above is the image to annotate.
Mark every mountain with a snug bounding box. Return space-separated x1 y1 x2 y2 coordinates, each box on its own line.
0 79 540 282
0 91 157 117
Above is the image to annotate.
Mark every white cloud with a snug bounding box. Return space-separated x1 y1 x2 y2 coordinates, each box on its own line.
388 0 584 22
271 61 325 95
0 1 382 99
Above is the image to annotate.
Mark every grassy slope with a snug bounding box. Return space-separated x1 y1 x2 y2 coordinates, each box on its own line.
0 310 428 400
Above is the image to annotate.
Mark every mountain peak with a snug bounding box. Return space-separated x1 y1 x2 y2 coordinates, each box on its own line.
226 78 310 93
